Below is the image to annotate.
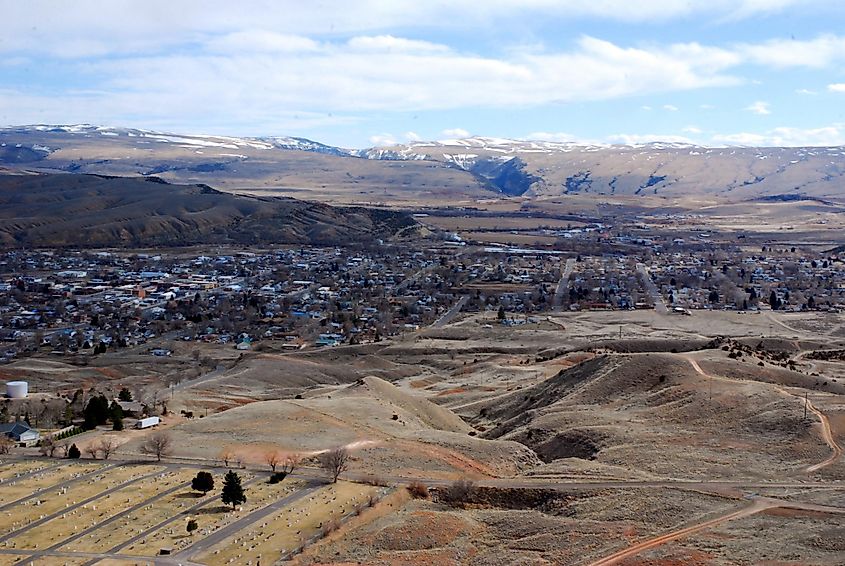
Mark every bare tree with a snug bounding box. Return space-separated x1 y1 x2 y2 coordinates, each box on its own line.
319 447 350 483
265 450 282 472
141 431 173 462
59 441 70 458
97 437 119 460
0 438 13 455
39 435 58 458
282 453 301 476
84 444 100 459
219 447 234 467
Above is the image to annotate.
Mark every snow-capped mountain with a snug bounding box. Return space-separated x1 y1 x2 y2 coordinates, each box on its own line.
0 124 352 157
3 125 845 202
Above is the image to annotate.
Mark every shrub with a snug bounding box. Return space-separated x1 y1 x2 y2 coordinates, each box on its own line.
268 471 287 484
440 479 475 507
407 481 429 499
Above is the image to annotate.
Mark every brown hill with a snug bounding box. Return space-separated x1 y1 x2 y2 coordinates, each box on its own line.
0 173 416 248
0 126 493 205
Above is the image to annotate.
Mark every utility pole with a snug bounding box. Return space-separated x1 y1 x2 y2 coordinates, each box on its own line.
804 391 808 420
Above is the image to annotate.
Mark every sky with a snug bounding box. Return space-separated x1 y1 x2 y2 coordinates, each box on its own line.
2 0 845 148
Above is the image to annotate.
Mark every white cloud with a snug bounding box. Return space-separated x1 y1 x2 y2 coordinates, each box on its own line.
368 133 397 146
441 128 470 138
828 83 845 93
796 88 817 95
347 35 449 53
740 34 845 68
0 1 818 58
682 126 703 134
404 131 422 141
206 31 320 53
641 105 653 111
524 131 578 142
746 101 771 115
663 104 679 111
607 133 695 145
711 124 845 147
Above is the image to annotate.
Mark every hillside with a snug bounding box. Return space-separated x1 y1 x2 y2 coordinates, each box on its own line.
5 126 845 204
0 173 417 248
0 126 493 204
362 137 845 201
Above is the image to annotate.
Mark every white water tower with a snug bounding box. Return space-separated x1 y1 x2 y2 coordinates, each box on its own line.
6 381 28 399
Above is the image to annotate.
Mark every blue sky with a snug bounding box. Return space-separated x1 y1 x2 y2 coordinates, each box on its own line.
2 0 845 147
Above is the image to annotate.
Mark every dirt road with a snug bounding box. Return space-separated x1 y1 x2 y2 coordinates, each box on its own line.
586 496 845 566
685 357 842 473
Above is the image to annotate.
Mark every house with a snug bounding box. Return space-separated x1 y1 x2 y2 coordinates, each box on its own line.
0 421 40 446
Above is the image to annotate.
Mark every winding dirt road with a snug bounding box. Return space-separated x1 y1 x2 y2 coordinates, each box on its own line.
685 357 842 473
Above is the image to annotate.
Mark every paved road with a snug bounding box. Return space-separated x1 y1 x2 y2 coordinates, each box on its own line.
0 466 165 545
175 480 322 561
553 258 577 311
432 295 469 328
16 477 195 565
80 474 269 566
0 462 120 514
636 262 668 314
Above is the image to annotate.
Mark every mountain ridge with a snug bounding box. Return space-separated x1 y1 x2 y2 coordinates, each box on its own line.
3 124 845 202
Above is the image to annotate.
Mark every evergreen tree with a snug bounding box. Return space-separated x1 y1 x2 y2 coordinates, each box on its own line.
221 470 246 510
68 443 81 458
83 394 110 430
118 387 133 402
192 471 214 495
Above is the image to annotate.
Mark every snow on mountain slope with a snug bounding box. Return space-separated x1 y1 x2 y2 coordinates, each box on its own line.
1 125 352 157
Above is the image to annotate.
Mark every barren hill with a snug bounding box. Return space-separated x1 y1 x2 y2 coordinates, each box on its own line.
5 126 845 203
362 137 845 201
0 173 416 248
0 125 493 204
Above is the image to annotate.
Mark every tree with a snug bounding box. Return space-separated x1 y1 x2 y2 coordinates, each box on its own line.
83 394 110 430
97 437 118 460
186 519 198 535
265 450 281 472
319 447 350 483
0 438 13 455
85 443 99 459
497 305 505 321
140 431 172 462
282 453 301 476
68 443 81 459
219 447 234 467
39 436 57 457
192 471 214 495
110 401 124 431
118 387 133 402
221 470 246 510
